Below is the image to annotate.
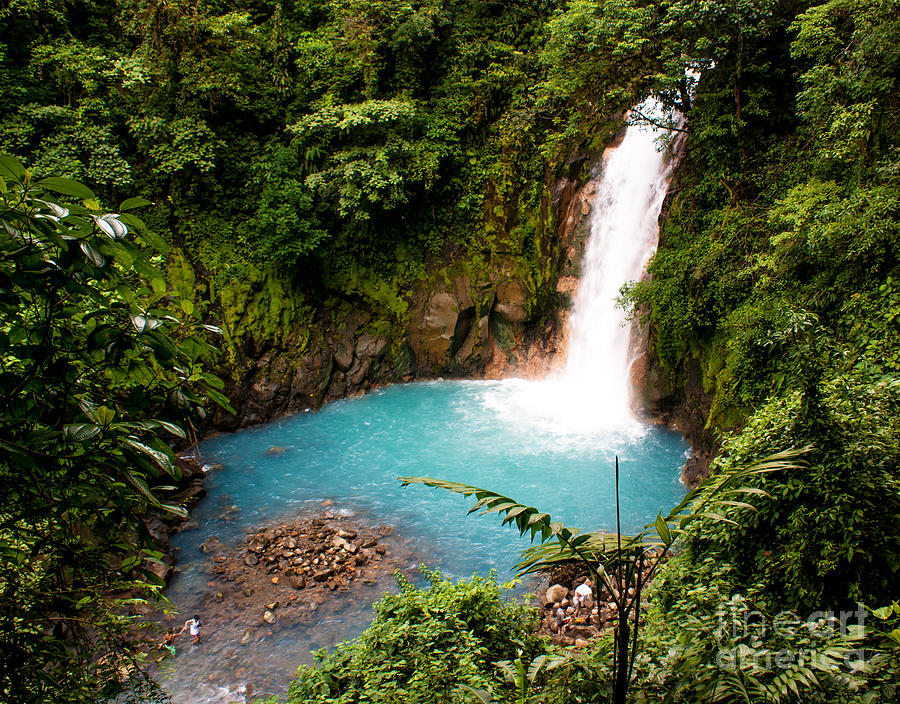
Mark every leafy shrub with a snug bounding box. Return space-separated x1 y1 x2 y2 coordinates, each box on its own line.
287 568 539 704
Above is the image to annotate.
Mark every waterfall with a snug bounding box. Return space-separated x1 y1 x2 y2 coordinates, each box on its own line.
484 99 682 436
559 102 682 423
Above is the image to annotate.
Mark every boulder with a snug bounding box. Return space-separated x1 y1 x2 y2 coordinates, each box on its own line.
545 584 569 606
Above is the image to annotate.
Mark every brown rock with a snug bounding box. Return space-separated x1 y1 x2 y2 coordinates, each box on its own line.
545 584 569 606
569 625 600 640
494 280 529 324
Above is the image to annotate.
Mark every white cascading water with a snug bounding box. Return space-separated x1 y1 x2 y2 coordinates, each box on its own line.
484 99 682 436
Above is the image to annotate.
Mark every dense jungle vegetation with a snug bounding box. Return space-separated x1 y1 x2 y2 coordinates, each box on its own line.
1 0 899 702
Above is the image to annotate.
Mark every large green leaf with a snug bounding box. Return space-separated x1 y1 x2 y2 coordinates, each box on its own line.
0 154 26 182
118 196 153 211
38 177 97 201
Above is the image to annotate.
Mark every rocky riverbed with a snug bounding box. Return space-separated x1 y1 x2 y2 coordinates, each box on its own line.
150 505 423 700
195 510 409 630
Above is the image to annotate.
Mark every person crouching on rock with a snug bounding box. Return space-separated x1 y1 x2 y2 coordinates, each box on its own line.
573 581 593 619
180 615 201 645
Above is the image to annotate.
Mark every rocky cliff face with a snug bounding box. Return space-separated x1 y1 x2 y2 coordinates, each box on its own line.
205 155 604 432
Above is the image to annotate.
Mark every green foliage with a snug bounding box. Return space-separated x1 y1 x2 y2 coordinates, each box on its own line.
287 567 540 704
681 372 900 611
0 158 228 702
636 563 874 704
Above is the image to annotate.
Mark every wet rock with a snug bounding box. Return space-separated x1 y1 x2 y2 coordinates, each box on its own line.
332 536 358 554
266 446 287 455
175 484 207 504
263 610 277 624
243 554 259 567
313 568 335 582
201 536 223 553
337 529 357 540
290 575 306 589
240 628 254 645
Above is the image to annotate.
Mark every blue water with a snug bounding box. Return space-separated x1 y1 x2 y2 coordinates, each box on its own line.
161 380 689 702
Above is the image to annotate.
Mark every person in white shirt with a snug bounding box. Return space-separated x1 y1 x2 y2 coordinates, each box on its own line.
572 581 593 617
180 615 201 644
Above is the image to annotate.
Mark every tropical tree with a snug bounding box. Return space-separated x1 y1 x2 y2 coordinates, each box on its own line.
0 156 229 703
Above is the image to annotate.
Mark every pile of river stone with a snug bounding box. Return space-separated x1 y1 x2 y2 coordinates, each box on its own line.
238 517 388 590
538 558 660 646
195 512 407 635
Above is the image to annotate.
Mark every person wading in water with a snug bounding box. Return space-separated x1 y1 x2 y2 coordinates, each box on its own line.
180 615 201 645
159 628 178 657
